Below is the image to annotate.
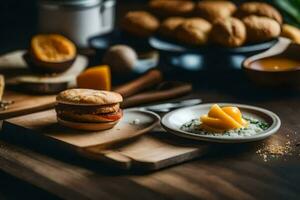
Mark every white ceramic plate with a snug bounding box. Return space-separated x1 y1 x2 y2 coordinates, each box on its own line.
161 103 281 143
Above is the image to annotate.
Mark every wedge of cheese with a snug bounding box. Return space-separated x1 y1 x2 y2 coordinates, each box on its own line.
77 65 111 91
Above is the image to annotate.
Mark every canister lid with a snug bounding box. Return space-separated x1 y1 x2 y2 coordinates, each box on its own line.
39 0 102 8
103 0 116 8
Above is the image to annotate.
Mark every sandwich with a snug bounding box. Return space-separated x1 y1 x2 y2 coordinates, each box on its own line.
55 89 123 131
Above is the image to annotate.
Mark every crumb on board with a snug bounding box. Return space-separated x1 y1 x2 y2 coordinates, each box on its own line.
130 119 140 125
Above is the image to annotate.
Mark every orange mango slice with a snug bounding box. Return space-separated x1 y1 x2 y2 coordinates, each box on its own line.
222 106 248 126
77 65 111 91
200 104 247 132
200 115 233 130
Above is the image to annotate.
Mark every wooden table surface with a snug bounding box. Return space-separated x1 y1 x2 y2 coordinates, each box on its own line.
0 68 300 199
0 1 299 199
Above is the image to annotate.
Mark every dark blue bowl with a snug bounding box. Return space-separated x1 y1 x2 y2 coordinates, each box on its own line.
149 35 278 54
149 35 278 70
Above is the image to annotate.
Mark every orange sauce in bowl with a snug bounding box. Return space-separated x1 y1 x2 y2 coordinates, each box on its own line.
250 57 300 72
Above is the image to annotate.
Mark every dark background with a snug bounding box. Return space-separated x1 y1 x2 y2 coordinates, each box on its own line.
0 0 37 54
2 1 59 198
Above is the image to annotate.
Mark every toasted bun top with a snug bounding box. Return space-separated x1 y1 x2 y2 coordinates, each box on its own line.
56 89 123 105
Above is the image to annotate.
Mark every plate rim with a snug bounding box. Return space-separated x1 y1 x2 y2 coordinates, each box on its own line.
161 103 281 143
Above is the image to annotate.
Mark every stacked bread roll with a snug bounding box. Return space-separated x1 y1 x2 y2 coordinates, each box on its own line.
120 0 295 48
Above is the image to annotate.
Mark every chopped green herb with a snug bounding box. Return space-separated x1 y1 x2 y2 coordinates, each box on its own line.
180 117 270 137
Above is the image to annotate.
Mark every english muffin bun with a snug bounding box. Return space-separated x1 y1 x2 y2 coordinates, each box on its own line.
195 1 237 23
211 17 246 47
56 89 123 131
175 18 212 45
56 89 122 106
149 0 195 17
121 11 160 38
243 15 281 43
235 2 282 24
159 17 185 38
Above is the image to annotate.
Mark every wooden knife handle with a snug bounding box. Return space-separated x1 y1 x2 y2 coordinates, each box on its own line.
114 70 163 98
121 83 192 108
0 75 4 101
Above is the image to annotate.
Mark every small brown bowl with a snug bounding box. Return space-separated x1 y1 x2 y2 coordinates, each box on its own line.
243 37 300 87
23 52 75 74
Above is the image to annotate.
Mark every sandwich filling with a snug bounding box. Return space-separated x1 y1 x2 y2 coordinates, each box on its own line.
56 103 123 123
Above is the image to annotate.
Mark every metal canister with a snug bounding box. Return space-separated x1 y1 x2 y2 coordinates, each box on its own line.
38 0 116 47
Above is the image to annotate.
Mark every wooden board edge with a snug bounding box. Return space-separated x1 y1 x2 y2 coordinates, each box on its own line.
78 149 133 170
130 147 209 171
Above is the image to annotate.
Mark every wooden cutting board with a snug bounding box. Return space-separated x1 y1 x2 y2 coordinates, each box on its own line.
0 90 56 119
0 50 88 120
1 109 209 171
83 134 209 170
